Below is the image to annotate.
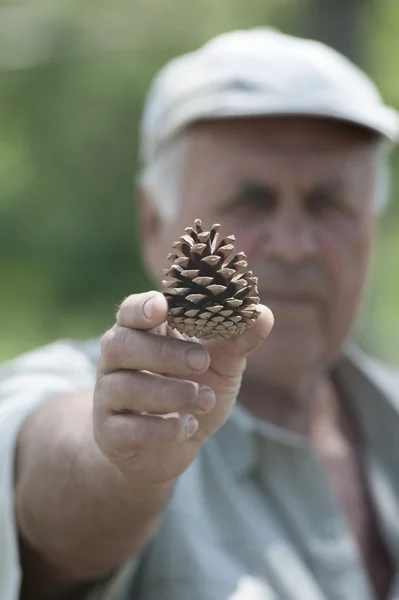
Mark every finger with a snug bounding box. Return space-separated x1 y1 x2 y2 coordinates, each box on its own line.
100 327 210 377
204 304 274 378
95 370 216 416
116 291 168 331
94 411 199 463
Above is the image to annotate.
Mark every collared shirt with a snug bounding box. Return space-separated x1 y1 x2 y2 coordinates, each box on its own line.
0 339 99 600
2 340 399 600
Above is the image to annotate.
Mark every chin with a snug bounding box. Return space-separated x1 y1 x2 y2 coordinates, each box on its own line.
245 328 326 389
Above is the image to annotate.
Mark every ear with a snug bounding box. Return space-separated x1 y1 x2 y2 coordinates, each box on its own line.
136 185 163 279
137 185 160 241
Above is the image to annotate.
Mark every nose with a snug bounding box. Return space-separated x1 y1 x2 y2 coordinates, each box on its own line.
257 210 318 263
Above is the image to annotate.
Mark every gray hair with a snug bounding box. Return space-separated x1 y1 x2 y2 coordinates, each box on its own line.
139 134 187 221
139 133 391 219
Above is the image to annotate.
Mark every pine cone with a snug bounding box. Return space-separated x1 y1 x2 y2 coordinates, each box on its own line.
162 219 260 340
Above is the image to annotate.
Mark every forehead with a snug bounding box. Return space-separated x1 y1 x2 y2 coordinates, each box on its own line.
184 117 377 177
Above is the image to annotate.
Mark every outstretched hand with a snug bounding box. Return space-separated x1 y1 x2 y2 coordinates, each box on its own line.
93 291 273 484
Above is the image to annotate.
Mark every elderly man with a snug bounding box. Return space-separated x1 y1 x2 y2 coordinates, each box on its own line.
2 27 399 600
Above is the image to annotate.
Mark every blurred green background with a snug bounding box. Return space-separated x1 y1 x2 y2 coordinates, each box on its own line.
0 0 399 363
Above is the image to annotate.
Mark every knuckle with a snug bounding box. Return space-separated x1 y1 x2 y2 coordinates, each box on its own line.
154 337 190 374
101 328 118 358
179 380 198 403
95 415 143 464
116 325 131 349
165 415 184 441
101 327 130 365
93 377 105 411
97 372 120 408
155 335 171 367
96 371 140 415
92 410 106 450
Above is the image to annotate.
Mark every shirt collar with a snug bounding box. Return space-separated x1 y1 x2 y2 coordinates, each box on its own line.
217 395 308 479
217 343 397 478
334 343 399 450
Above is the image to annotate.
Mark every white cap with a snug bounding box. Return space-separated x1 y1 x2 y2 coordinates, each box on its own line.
140 27 399 164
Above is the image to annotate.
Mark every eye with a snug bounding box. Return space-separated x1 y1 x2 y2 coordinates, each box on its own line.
305 189 352 218
220 183 278 218
240 194 275 215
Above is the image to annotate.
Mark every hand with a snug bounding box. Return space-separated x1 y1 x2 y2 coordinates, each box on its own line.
93 291 273 484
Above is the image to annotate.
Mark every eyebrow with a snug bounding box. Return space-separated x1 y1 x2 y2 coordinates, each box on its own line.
305 179 346 198
218 180 279 210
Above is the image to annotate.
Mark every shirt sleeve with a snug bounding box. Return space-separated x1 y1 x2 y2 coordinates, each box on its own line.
0 340 98 600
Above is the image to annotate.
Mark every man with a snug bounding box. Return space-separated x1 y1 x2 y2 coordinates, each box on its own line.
2 27 399 600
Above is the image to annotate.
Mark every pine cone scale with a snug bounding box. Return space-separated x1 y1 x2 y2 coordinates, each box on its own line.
163 219 260 340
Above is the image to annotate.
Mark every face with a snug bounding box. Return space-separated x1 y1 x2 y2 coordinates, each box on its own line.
142 117 379 390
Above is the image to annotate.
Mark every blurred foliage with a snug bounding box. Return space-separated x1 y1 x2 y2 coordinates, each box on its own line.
0 0 399 363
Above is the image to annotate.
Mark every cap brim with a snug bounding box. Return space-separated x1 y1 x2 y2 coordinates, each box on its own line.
142 93 399 163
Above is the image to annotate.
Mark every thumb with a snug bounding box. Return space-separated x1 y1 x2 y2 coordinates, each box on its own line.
204 304 274 379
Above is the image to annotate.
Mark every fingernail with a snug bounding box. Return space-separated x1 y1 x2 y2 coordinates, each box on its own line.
143 296 154 320
186 347 207 371
187 416 198 436
198 387 216 412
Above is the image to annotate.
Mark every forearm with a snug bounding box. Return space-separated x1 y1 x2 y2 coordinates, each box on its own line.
15 390 174 599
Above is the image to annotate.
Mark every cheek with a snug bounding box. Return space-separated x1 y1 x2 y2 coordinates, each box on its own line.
321 224 373 354
316 222 374 361
214 219 262 256
322 223 372 304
